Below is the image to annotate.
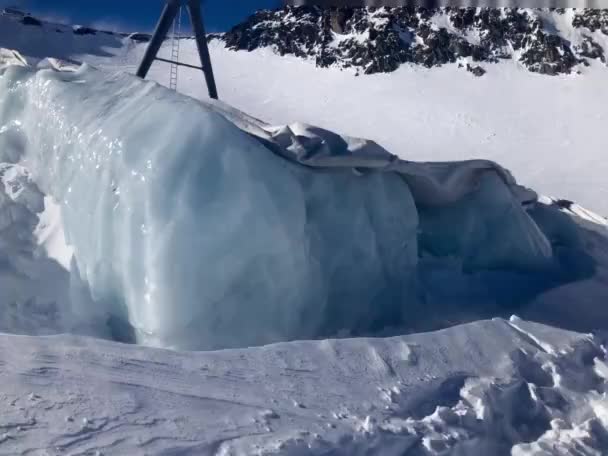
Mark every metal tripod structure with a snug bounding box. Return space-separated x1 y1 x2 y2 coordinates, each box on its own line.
136 0 218 99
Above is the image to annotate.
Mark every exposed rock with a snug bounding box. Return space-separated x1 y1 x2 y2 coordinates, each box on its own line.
520 29 580 75
575 35 606 64
329 9 351 34
127 33 152 43
220 7 608 76
21 16 42 27
73 26 97 36
466 63 486 77
555 199 574 210
572 10 608 34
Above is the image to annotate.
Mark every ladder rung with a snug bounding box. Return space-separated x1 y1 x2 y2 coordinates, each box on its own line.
154 57 204 71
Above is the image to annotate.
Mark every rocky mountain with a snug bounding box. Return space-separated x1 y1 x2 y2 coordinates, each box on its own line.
218 7 608 76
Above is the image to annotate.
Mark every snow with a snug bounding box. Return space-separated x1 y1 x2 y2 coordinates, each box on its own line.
34 196 73 271
0 161 71 337
2 10 607 216
203 44 608 217
104 38 608 216
1 10 608 455
0 318 607 454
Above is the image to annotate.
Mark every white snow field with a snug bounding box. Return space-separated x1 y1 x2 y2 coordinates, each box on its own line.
121 16 608 217
1 9 608 215
1 317 608 455
0 8 608 455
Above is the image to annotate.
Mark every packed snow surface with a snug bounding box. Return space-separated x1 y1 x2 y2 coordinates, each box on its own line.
1 318 608 455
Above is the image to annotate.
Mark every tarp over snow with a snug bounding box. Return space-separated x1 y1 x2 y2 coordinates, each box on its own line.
205 97 538 207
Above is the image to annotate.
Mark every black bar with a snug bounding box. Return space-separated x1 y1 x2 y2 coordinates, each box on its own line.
187 0 219 100
154 57 204 71
136 0 181 79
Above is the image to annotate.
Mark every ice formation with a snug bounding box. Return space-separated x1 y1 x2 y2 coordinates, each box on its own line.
0 60 589 350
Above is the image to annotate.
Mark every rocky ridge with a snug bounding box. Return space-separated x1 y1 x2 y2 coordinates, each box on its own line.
218 8 608 76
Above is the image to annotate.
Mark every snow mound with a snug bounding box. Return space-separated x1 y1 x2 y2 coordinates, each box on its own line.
1 318 608 455
0 48 27 68
0 57 599 350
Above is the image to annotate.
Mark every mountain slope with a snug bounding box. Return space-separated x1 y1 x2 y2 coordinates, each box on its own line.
218 7 608 75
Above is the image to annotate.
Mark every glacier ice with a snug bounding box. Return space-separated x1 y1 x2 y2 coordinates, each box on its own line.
0 61 586 350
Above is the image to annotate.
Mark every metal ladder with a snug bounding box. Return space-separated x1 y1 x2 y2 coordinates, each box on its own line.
169 6 182 91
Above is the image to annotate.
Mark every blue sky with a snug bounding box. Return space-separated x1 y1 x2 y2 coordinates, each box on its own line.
2 1 282 32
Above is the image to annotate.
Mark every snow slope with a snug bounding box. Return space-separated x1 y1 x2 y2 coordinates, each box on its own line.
170 43 608 217
2 317 608 455
1 10 608 455
1 9 607 214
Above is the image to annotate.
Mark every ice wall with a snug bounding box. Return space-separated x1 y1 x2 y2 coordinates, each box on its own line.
0 62 562 350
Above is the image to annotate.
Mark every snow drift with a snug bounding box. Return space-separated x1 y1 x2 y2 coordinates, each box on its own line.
0 57 595 350
4 317 608 455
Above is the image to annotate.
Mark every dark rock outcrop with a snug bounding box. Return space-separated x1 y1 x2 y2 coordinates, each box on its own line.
572 9 608 34
520 29 579 75
127 33 152 43
21 16 42 27
466 63 486 76
219 7 608 76
576 35 606 64
73 26 97 36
